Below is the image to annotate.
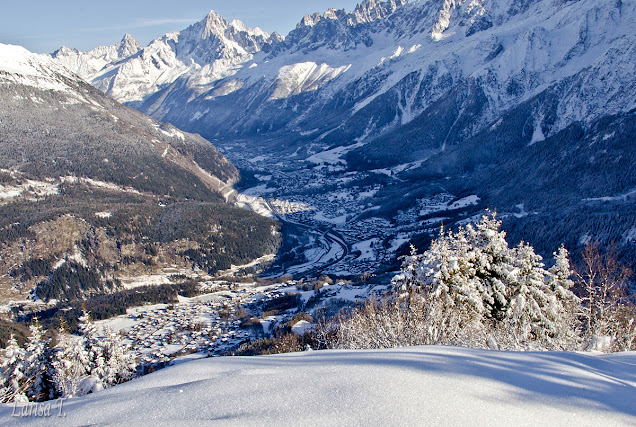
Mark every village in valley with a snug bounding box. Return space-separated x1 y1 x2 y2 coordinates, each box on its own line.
98 276 386 368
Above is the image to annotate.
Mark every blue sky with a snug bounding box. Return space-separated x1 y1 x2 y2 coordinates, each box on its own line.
1 1 361 53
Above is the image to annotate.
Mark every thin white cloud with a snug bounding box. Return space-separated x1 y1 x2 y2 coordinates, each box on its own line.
80 18 196 33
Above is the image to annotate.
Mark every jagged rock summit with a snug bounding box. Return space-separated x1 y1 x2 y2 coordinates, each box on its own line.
52 10 281 104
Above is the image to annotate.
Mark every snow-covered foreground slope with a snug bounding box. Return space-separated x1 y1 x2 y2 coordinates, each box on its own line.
2 346 635 425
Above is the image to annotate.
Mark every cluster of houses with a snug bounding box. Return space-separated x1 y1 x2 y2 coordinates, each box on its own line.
113 282 316 366
105 277 386 367
123 299 246 366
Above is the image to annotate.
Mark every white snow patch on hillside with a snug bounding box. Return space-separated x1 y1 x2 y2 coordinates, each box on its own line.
269 62 350 101
68 245 88 268
314 211 347 225
529 121 546 146
154 124 185 141
3 346 634 426
389 233 411 252
219 253 276 275
583 187 636 203
307 142 363 165
119 274 172 290
353 238 379 261
448 195 480 210
60 176 143 195
235 194 275 217
624 227 636 244
0 179 58 203
0 186 22 200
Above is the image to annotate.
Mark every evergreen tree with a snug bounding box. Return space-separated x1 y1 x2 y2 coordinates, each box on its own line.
51 312 136 398
77 312 135 392
22 320 52 401
391 212 580 350
0 335 28 403
50 322 90 398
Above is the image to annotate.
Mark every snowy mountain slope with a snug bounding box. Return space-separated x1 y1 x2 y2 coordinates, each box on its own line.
51 34 142 83
0 43 280 305
1 346 634 425
55 0 635 145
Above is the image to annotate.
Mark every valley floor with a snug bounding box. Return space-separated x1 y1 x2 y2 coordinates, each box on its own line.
2 346 634 425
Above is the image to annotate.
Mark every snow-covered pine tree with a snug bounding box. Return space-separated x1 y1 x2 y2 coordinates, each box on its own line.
546 246 581 347
497 243 579 350
392 212 580 350
52 312 135 397
50 321 90 398
99 328 135 387
76 311 135 392
0 320 56 403
22 320 52 401
77 311 106 393
0 335 28 403
393 226 486 343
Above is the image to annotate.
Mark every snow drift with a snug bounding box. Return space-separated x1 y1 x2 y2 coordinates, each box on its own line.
1 346 634 425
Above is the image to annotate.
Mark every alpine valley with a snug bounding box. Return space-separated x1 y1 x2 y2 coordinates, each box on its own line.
51 0 636 279
1 0 636 418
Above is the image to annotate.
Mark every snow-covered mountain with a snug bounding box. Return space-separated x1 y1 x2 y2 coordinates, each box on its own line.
51 34 142 82
53 11 282 105
0 43 237 197
51 0 636 267
54 0 635 143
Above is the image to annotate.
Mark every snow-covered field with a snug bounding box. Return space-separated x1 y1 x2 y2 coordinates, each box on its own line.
2 346 634 425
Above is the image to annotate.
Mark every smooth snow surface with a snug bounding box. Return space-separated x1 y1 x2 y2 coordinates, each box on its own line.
2 346 634 425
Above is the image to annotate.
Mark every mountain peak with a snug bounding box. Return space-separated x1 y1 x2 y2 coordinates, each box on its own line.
297 13 322 29
52 45 79 57
350 0 408 25
118 33 141 57
201 10 228 36
121 33 136 43
295 0 408 29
